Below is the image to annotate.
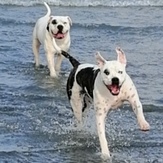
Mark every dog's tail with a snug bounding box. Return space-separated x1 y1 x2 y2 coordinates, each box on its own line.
61 51 80 68
44 2 51 17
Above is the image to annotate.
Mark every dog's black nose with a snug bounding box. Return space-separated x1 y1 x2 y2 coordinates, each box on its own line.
57 25 63 31
112 77 119 85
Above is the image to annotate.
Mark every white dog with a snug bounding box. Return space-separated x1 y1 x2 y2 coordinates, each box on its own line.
61 48 150 158
32 2 72 77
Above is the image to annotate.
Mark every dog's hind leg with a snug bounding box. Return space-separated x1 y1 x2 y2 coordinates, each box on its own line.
32 38 41 67
82 95 92 118
70 86 83 126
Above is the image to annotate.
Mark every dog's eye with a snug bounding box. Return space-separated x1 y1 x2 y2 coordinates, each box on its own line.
52 19 57 24
63 22 67 24
104 69 110 75
118 71 123 74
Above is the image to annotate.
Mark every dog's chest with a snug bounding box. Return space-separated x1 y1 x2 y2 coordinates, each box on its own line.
111 98 124 109
56 39 69 50
110 90 129 109
94 88 127 110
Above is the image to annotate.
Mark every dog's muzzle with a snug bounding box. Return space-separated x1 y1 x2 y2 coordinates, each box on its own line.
52 31 67 39
52 25 67 39
104 77 121 96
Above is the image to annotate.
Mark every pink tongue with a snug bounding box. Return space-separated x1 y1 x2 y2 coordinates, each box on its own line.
110 85 119 93
56 33 64 38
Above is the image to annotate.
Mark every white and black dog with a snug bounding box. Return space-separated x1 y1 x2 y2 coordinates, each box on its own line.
32 2 72 77
61 48 150 158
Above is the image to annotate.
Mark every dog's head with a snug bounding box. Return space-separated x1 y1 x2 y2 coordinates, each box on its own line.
47 16 72 40
95 47 127 96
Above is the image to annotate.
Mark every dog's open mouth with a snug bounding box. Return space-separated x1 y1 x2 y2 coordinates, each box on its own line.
52 31 67 39
105 84 121 96
104 77 121 95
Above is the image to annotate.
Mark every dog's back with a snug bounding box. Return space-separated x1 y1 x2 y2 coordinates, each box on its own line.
33 2 51 44
67 64 99 101
61 51 99 100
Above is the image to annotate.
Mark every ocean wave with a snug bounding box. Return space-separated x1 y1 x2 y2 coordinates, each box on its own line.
0 0 163 7
1 16 162 33
0 17 35 25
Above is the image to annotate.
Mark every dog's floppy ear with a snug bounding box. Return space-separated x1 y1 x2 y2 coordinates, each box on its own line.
95 52 106 68
47 24 49 31
116 47 127 66
67 16 72 26
46 16 53 31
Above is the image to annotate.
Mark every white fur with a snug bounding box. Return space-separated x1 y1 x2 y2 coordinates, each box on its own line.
69 47 150 158
32 2 72 78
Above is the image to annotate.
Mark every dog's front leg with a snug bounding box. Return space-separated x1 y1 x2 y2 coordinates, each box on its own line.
128 88 150 131
55 54 64 76
46 51 57 78
94 101 110 158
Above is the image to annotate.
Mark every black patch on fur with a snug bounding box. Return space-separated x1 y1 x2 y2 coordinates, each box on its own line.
61 51 80 68
76 67 100 99
104 69 110 75
52 19 57 24
66 67 78 100
82 96 87 112
66 66 99 112
82 94 91 112
46 25 49 31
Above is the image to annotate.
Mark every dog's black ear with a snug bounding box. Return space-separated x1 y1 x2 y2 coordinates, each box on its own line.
46 24 49 31
47 16 53 31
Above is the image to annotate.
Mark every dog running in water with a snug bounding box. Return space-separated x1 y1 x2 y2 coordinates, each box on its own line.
61 49 150 158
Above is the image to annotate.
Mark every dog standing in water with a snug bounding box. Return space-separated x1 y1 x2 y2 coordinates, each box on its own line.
32 2 72 77
61 48 150 158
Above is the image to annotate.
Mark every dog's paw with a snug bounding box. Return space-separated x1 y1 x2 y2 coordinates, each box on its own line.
49 72 58 78
139 120 150 131
101 153 111 161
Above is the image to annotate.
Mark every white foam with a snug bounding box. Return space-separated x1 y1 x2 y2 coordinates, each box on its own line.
0 0 162 7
